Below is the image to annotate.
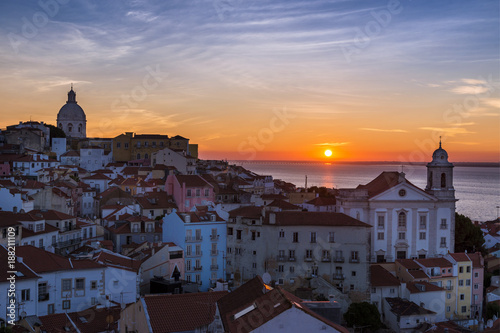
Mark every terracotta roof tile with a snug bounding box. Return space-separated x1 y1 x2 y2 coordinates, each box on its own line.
175 174 213 188
416 258 453 268
305 196 337 206
0 246 39 282
229 206 263 218
370 265 401 287
448 253 471 262
406 281 444 293
385 297 436 316
144 291 227 332
267 199 301 210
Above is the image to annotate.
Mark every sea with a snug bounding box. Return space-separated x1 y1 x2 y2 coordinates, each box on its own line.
231 161 500 222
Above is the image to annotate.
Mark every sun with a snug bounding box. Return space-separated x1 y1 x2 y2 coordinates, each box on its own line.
324 149 332 157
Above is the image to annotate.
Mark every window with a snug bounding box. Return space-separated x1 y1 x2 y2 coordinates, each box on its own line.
91 281 97 290
251 231 256 240
474 284 479 290
372 287 376 293
186 260 191 271
459 266 463 273
252 262 257 269
227 247 232 254
196 189 201 197
116 142 121 148
459 280 464 286
278 265 284 273
293 232 298 243
377 232 384 240
419 215 427 229
124 142 129 148
390 288 395 294
398 212 406 228
136 153 141 159
204 189 209 197
63 300 71 309
474 272 479 278
446 306 451 312
310 232 316 243
62 279 72 291
236 230 242 240
398 232 405 240
39 239 44 248
419 232 426 240
351 251 359 262
461 305 467 313
441 219 447 229
75 278 84 290
279 230 285 238
289 250 295 259
36 223 43 232
39 283 48 301
447 293 451 299
305 249 313 259
466 266 471 273
350 284 354 291
228 227 233 236
351 271 356 277
466 279 471 286
440 237 447 248
377 215 384 229
91 297 96 305
187 189 192 197
186 275 191 282
328 232 335 242
21 289 30 301
441 173 447 188
290 266 295 273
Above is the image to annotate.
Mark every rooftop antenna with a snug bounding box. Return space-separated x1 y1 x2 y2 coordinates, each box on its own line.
305 175 308 191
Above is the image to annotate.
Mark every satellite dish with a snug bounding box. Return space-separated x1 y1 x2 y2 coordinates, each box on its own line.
262 273 272 284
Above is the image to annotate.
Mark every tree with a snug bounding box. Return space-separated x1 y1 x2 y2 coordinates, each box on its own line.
44 123 66 139
485 302 500 320
344 302 384 331
0 326 13 333
454 213 486 255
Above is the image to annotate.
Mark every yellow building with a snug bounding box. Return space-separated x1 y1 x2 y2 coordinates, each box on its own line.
446 253 473 319
112 133 170 162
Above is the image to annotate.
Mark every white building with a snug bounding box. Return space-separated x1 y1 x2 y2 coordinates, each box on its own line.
152 147 196 175
79 146 112 172
0 186 34 213
51 137 67 158
383 297 437 333
16 245 106 317
336 143 456 262
12 154 60 177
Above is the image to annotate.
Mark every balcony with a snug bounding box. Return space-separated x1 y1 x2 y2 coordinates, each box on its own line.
321 256 331 262
186 251 203 258
194 266 203 271
185 236 203 243
288 256 296 262
210 265 219 270
349 258 360 263
210 250 219 256
333 274 345 280
304 256 313 262
278 256 286 262
440 224 448 229
333 257 345 263
53 237 82 249
38 293 49 302
210 234 219 241
446 285 453 290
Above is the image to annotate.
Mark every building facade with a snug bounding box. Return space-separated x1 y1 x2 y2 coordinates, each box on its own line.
56 86 87 139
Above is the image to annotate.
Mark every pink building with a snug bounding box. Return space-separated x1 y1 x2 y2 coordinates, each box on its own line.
468 252 484 319
165 175 215 212
0 161 10 176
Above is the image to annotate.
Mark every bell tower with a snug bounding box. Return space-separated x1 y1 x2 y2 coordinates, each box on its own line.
425 138 454 199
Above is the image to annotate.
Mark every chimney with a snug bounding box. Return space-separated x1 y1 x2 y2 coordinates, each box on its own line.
184 214 190 223
399 172 406 183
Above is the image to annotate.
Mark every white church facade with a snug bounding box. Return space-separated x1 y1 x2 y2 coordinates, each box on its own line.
336 142 456 262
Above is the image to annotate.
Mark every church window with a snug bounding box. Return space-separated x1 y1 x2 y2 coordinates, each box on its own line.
58 123 62 129
78 124 82 132
398 212 406 228
68 123 73 132
428 172 433 187
136 153 141 159
441 173 446 188
144 153 149 159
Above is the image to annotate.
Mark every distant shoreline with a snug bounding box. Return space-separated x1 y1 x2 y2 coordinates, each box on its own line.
230 160 500 168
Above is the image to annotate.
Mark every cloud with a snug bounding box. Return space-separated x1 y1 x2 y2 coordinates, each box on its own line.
314 142 350 146
419 127 475 137
449 85 490 95
461 78 487 85
448 141 480 146
360 128 408 133
483 98 500 109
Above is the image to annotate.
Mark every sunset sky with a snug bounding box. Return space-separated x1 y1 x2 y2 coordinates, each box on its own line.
0 0 498 162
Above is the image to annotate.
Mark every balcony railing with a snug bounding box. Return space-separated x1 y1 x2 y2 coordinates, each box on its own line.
185 236 203 243
53 237 82 249
38 293 49 302
333 274 345 280
349 258 360 263
321 256 331 262
210 234 219 241
210 265 219 270
278 256 286 262
445 286 453 290
210 250 219 256
186 251 203 258
194 266 203 271
304 256 313 262
288 256 296 262
440 224 448 229
333 257 345 263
